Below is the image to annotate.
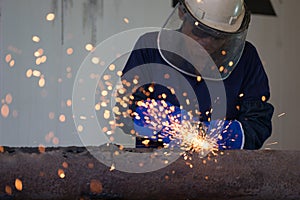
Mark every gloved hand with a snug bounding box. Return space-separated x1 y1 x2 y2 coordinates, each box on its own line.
133 99 188 144
133 99 244 150
202 120 245 150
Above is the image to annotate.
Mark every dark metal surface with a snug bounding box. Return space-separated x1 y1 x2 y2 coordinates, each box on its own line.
0 147 299 200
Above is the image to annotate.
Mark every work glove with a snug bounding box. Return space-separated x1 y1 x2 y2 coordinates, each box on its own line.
133 99 244 150
202 120 245 150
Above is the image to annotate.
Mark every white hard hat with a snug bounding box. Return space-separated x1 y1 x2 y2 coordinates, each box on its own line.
184 0 245 33
158 0 251 80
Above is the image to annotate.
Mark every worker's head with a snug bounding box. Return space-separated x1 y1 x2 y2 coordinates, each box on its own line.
158 0 251 80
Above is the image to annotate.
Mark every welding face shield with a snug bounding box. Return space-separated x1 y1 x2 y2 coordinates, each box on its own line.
158 0 251 80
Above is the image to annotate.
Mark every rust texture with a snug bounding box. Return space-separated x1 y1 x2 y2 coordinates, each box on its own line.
0 146 299 200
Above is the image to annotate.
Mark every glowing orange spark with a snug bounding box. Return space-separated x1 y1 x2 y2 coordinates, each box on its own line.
32 36 40 43
52 137 59 145
0 146 4 153
5 185 12 195
5 94 13 104
38 145 46 153
110 163 115 171
26 69 33 78
88 163 94 169
62 162 68 169
59 114 66 122
9 60 15 67
66 48 73 55
46 13 55 21
85 44 94 51
1 104 9 118
5 54 12 63
15 179 23 191
58 169 65 178
77 125 84 132
123 17 129 24
90 179 103 194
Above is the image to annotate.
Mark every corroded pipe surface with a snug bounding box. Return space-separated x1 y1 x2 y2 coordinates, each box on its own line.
0 146 299 200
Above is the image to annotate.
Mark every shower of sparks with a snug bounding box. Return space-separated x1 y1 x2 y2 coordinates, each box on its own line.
129 100 218 156
177 120 218 157
93 64 221 160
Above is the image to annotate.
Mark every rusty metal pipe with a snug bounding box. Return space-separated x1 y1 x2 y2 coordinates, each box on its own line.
0 146 299 200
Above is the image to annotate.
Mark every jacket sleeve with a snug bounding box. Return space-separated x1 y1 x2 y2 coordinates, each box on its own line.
238 101 274 149
237 42 274 149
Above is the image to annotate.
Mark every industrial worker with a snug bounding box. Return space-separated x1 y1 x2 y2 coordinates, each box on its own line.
117 0 274 150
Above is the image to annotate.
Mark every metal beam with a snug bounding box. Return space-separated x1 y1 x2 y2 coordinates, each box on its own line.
0 146 299 200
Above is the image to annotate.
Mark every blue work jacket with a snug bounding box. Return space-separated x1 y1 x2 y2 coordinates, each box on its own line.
120 32 274 150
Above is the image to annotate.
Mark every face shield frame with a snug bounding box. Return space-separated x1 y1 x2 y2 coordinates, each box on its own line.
158 0 251 81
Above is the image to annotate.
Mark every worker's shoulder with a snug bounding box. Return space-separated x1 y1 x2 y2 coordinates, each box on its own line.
134 31 159 49
243 41 260 57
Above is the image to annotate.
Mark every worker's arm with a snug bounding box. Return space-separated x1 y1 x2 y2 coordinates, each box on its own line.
236 42 274 150
237 101 274 149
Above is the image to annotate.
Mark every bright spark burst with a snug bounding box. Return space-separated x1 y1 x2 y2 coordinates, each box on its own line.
132 100 218 157
177 120 218 157
96 63 219 159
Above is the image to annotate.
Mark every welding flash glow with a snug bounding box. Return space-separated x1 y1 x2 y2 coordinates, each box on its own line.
131 100 218 157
